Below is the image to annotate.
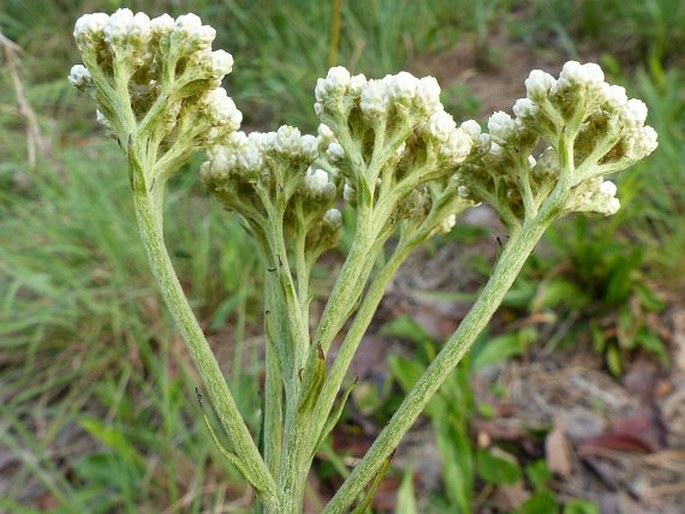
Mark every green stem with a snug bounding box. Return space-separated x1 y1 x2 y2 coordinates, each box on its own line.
314 213 375 353
263 272 283 478
322 216 549 514
131 185 278 507
308 236 415 457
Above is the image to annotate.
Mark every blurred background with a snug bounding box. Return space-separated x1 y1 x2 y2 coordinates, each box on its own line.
1 0 684 512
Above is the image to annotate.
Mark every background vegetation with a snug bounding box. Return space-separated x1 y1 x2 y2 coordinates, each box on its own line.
1 0 683 512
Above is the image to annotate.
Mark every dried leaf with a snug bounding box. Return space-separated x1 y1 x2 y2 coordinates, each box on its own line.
546 424 573 477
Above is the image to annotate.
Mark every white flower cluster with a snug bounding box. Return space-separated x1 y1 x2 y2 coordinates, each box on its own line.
70 9 241 153
314 67 473 168
566 178 621 216
520 61 658 164
202 125 342 254
201 126 319 195
303 168 336 201
456 60 658 220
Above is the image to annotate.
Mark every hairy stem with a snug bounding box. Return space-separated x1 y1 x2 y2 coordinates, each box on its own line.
323 216 549 514
132 183 278 507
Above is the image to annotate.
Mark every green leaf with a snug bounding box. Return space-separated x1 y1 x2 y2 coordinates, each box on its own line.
530 278 590 313
476 448 520 485
634 282 665 312
472 333 523 371
380 314 432 344
351 452 394 514
389 355 445 417
526 460 552 490
396 467 418 514
79 417 143 466
636 328 669 367
520 491 558 514
436 417 474 512
606 344 622 377
563 499 600 514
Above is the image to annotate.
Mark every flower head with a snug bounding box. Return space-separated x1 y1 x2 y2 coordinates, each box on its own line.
70 10 241 176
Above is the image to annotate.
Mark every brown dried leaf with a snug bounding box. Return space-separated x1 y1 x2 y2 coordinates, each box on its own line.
579 406 667 455
546 424 573 477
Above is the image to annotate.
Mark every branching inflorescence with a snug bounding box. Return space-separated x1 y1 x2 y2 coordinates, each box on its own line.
70 9 657 513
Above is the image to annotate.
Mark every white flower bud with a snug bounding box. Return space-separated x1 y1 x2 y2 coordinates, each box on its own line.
317 124 336 152
131 12 152 40
68 64 91 88
627 125 658 160
74 12 109 44
557 61 604 90
558 61 584 86
304 168 330 194
326 142 345 162
460 119 481 141
525 69 556 100
415 76 442 115
323 208 343 229
209 50 234 76
600 84 628 108
300 135 318 160
175 13 215 49
512 98 538 119
151 13 175 34
489 142 504 157
274 125 302 155
349 73 367 96
427 110 456 143
478 133 492 152
583 63 605 84
360 79 389 117
203 88 242 130
236 144 263 172
315 66 351 103
599 180 617 196
624 98 648 125
104 8 134 43
439 128 473 164
566 177 620 215
175 13 201 29
487 111 517 144
343 180 356 202
388 71 418 103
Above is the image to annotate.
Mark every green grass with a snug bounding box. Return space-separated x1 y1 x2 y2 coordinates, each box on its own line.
0 141 264 510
